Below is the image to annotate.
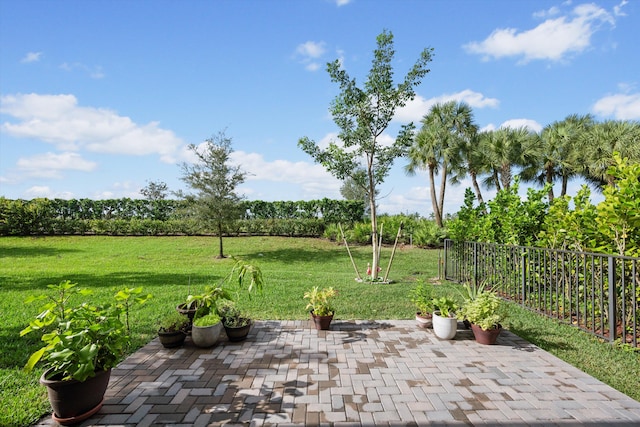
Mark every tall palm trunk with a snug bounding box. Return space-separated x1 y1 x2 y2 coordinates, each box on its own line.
428 164 443 227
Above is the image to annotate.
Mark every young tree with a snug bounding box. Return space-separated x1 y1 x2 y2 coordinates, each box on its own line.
140 180 169 200
180 131 246 259
299 30 433 280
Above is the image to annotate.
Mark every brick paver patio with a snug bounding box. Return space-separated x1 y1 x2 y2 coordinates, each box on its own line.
35 320 640 426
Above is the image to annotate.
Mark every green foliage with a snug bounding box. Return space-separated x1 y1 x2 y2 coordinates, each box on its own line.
537 153 640 257
20 281 151 382
432 296 457 318
458 290 507 331
192 312 221 327
408 281 434 314
217 300 250 328
447 180 549 245
304 286 338 317
158 312 189 333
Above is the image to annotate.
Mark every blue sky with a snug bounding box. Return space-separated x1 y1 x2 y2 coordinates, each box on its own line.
1 0 638 216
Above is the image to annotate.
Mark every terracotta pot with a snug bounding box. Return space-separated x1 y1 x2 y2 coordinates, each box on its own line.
415 312 432 329
470 323 502 345
40 368 111 425
432 311 458 340
158 330 187 348
223 319 252 342
310 311 333 330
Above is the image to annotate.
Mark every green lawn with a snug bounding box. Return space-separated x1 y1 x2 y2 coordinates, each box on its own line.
1 236 638 426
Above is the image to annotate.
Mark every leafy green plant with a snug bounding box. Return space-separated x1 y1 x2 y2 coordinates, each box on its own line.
432 296 457 318
158 312 189 333
192 311 221 327
20 280 151 382
409 281 434 315
304 286 337 317
217 300 250 328
459 290 506 331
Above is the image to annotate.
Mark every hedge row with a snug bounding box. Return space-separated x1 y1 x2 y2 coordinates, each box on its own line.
0 198 364 236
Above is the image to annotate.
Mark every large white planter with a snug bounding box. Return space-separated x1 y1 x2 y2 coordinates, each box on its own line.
191 322 222 348
432 311 458 340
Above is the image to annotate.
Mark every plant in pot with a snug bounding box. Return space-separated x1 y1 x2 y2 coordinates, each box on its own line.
304 286 337 330
458 289 507 345
409 281 434 329
191 309 223 348
217 300 252 342
157 311 189 348
431 296 458 340
21 280 151 425
177 257 264 330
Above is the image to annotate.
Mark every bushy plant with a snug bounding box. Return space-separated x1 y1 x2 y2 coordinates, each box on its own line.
432 296 457 318
304 286 337 316
193 312 221 327
409 281 434 315
459 290 506 331
21 281 152 381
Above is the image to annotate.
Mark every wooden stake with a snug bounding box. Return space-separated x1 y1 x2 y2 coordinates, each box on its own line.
339 223 361 280
383 222 403 282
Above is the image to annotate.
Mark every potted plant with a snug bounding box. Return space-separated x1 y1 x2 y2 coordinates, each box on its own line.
409 282 434 328
191 310 223 348
431 296 458 340
176 258 264 329
458 289 506 345
21 280 151 425
304 286 337 330
217 300 252 342
157 312 189 348
176 284 229 330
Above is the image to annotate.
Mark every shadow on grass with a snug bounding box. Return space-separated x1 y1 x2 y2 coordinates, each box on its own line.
0 246 82 258
238 246 369 265
1 272 223 292
508 320 577 353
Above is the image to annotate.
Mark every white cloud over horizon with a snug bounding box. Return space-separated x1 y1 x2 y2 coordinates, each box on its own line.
395 90 500 123
592 91 640 120
1 93 184 163
463 2 622 63
21 52 43 63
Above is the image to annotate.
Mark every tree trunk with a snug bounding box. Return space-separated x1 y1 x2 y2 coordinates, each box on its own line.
560 175 568 197
470 171 484 204
437 160 448 226
429 165 443 227
217 222 225 259
367 165 379 280
546 166 555 201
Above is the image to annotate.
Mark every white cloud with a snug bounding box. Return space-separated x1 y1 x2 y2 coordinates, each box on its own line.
335 0 351 6
614 0 628 17
463 3 617 63
60 62 105 79
592 92 640 120
395 90 499 123
16 152 97 178
0 93 184 163
21 52 43 63
295 41 327 71
500 118 543 133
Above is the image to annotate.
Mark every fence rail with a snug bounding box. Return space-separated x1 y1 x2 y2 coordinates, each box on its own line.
443 240 639 348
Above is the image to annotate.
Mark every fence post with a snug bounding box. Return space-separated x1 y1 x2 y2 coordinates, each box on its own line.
608 256 617 343
521 248 527 306
443 240 448 280
473 242 478 289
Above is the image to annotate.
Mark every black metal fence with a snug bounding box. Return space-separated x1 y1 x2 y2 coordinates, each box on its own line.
443 240 639 348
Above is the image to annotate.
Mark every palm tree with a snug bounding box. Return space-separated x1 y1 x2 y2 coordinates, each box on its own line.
578 120 640 188
405 101 476 227
480 126 537 191
450 130 485 204
522 114 594 201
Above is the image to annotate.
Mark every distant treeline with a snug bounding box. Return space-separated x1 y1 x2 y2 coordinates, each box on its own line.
0 197 365 237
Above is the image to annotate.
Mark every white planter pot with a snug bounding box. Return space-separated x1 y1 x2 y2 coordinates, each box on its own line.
191 322 222 348
432 311 458 340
